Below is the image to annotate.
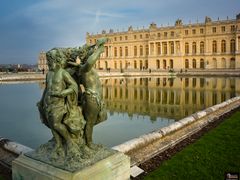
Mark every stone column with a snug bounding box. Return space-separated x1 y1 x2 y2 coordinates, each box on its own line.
153 42 157 56
236 36 239 53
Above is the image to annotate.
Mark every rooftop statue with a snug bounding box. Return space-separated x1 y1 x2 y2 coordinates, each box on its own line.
27 37 114 171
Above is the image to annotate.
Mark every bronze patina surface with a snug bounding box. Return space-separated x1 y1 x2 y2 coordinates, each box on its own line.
27 38 115 172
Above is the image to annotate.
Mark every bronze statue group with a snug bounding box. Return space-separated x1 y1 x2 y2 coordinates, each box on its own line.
36 38 108 162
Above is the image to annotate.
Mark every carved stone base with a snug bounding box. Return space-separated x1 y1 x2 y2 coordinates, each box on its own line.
12 152 130 180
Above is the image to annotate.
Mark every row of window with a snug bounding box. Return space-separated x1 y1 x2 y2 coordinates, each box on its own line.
104 39 236 57
185 25 236 35
98 57 236 70
185 39 235 54
89 24 237 43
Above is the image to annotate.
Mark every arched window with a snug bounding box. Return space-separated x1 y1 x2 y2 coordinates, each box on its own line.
119 47 123 57
145 60 148 69
163 43 167 55
145 45 149 55
230 58 235 69
114 61 117 69
200 42 204 54
221 58 226 68
125 46 128 56
163 59 167 69
140 45 143 56
212 40 217 53
170 42 174 54
134 60 137 69
185 59 189 69
156 59 160 69
213 58 217 69
134 46 137 56
221 40 226 53
192 42 197 54
140 60 143 69
192 59 196 68
230 39 236 53
120 61 122 69
200 59 205 69
125 61 128 69
157 42 161 55
170 59 173 69
105 46 109 57
185 43 189 54
114 47 117 57
105 61 108 69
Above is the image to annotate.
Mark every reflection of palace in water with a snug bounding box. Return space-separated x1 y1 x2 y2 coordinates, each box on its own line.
101 77 240 120
38 77 240 121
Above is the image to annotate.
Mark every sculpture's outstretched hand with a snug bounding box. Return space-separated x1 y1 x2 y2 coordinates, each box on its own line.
95 37 108 48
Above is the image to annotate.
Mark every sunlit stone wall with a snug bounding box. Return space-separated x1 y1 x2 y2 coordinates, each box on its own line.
87 15 240 70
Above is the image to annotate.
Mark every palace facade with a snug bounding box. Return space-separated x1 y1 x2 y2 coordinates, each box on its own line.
86 15 240 71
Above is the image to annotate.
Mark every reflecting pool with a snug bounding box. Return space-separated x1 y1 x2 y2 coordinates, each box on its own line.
0 76 239 149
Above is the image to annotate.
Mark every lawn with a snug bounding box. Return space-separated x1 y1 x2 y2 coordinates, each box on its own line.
145 110 240 180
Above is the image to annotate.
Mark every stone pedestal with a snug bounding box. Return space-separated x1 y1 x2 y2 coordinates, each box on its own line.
12 152 130 180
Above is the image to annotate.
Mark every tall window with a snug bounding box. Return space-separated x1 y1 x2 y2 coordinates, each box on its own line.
105 46 109 57
212 27 216 33
134 60 137 69
125 46 128 56
145 60 148 69
156 60 160 69
185 42 189 54
212 40 217 53
200 28 204 34
221 26 225 32
231 25 235 32
163 42 167 55
200 41 204 54
185 59 189 69
200 59 205 69
230 39 236 53
134 46 137 56
192 42 196 54
192 59 196 68
170 42 174 54
163 59 166 69
170 59 173 69
120 47 123 57
221 40 226 53
114 47 117 57
145 45 149 55
157 42 161 55
140 45 143 56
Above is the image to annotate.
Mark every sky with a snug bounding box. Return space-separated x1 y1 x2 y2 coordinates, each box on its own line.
0 0 239 64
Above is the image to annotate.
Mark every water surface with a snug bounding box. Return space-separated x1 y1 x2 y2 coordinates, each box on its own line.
0 76 239 149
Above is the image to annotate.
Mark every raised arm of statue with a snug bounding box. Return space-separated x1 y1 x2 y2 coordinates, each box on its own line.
80 38 107 72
